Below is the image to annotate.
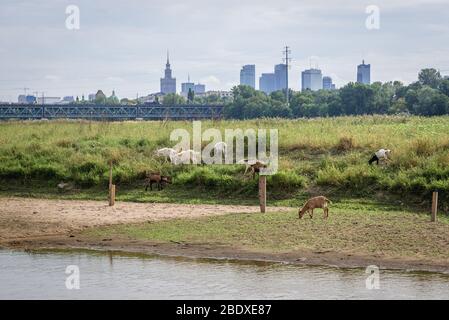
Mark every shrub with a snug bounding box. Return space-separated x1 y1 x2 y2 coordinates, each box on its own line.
267 171 306 192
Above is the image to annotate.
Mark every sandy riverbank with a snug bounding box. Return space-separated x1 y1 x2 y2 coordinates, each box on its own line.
0 197 286 240
1 197 448 274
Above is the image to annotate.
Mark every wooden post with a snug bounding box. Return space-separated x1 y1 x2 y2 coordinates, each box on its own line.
108 161 115 206
431 191 438 222
108 161 113 190
259 175 266 213
109 184 115 206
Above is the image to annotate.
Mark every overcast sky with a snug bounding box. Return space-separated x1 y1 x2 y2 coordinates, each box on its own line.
1 0 449 101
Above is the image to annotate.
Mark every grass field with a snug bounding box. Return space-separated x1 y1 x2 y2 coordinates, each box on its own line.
1 115 449 210
85 205 449 263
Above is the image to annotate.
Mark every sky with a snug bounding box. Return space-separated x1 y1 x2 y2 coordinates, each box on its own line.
0 0 449 101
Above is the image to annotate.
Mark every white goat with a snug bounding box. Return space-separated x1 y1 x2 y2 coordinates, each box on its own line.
213 142 227 158
172 149 201 165
156 147 177 159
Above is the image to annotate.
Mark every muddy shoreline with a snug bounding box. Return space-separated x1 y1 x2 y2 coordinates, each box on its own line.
2 234 448 274
1 197 448 274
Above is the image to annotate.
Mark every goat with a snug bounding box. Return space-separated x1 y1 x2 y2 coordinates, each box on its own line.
298 196 332 219
155 148 178 162
239 159 268 179
213 142 227 158
144 172 172 191
173 150 201 165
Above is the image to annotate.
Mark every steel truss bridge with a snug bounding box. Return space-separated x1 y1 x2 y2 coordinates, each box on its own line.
0 104 224 121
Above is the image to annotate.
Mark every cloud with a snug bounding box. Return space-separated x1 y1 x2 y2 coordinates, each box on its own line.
44 75 61 81
0 0 448 100
200 75 221 89
105 76 125 82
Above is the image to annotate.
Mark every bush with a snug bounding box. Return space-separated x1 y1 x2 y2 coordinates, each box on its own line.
267 171 306 192
70 161 107 187
175 167 242 190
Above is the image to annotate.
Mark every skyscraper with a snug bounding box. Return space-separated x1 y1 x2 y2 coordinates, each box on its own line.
322 76 335 90
181 82 194 96
357 60 371 84
181 75 194 97
259 73 276 94
194 84 206 94
274 64 287 92
240 65 256 88
181 75 206 97
160 51 176 94
301 68 323 91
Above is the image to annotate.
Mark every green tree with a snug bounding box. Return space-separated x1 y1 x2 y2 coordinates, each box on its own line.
339 82 374 115
418 68 442 88
289 91 313 117
438 79 449 97
370 82 395 114
413 86 449 116
187 88 194 103
232 85 258 100
242 95 271 118
162 93 186 105
269 91 285 103
106 95 120 105
388 97 408 114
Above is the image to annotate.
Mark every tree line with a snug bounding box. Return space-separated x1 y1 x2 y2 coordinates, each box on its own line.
225 68 449 119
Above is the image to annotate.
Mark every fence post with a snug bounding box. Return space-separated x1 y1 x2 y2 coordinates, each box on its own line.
109 184 115 206
109 161 113 190
431 191 438 222
259 175 266 213
108 161 115 206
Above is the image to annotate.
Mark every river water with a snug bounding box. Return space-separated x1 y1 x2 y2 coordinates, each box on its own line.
0 249 448 299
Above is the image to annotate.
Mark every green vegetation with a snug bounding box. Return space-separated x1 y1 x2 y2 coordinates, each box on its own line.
85 206 449 261
1 116 449 211
226 68 449 118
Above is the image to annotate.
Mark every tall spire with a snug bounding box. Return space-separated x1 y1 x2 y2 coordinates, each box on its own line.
166 50 170 66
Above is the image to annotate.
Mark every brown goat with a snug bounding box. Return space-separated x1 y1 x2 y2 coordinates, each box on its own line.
298 196 332 219
243 161 268 179
144 172 172 191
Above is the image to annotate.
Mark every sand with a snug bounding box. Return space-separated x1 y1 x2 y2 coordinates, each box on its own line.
0 197 290 241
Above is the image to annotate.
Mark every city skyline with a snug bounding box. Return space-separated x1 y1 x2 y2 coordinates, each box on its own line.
1 0 449 101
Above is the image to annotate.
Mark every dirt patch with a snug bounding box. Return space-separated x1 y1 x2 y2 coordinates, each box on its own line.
0 197 290 241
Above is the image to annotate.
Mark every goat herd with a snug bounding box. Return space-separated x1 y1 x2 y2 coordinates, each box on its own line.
144 142 267 191
145 142 342 219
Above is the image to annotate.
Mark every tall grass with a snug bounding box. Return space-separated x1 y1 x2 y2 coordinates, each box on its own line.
1 116 449 209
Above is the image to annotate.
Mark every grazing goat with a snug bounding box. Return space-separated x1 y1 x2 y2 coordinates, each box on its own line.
156 148 178 162
213 142 227 158
298 196 332 219
144 172 172 191
173 150 201 165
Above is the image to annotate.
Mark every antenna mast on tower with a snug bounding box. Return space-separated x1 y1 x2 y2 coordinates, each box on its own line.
283 46 291 106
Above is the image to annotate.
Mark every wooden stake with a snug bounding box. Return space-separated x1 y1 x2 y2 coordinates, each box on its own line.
431 191 438 222
259 175 266 213
109 161 113 190
109 184 115 206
